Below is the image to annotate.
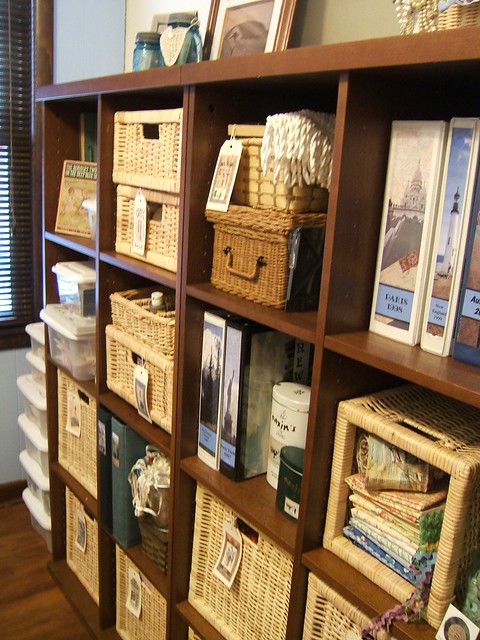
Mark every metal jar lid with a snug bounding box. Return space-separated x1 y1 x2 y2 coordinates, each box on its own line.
135 32 160 44
168 12 198 25
272 382 311 412
279 446 305 475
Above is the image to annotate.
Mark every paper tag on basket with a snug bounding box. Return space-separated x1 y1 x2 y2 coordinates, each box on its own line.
65 389 81 437
75 509 87 553
212 521 243 589
206 136 243 212
134 364 151 423
126 567 142 619
344 632 361 640
132 189 147 256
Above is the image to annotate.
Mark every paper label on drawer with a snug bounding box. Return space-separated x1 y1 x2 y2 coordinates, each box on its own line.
134 364 151 423
206 137 242 212
213 521 243 589
126 567 142 618
75 509 87 553
66 389 81 437
132 189 147 256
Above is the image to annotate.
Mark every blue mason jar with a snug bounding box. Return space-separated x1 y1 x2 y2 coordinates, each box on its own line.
159 12 203 67
132 32 162 71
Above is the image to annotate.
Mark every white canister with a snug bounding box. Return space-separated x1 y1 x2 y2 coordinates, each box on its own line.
266 382 310 489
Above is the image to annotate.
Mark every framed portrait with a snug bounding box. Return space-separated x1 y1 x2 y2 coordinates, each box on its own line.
207 0 296 60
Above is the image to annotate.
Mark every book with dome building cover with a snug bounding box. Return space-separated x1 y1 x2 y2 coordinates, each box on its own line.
369 120 448 346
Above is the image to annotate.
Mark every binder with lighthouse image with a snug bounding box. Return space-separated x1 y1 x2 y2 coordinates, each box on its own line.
421 118 480 357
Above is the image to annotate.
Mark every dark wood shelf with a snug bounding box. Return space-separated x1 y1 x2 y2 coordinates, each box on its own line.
98 390 172 457
48 559 121 639
181 455 296 555
122 543 169 600
45 230 96 259
186 282 317 344
324 331 480 408
177 600 225 640
51 461 98 519
100 250 178 289
302 548 436 640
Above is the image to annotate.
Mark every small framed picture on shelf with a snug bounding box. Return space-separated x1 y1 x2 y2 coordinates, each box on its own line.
54 160 97 239
208 0 297 60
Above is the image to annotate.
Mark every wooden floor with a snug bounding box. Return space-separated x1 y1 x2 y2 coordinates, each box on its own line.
0 498 92 639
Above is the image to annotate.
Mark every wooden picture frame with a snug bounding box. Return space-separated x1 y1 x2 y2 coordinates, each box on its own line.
206 0 296 60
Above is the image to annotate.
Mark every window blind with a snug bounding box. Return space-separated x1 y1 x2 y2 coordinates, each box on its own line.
0 0 33 333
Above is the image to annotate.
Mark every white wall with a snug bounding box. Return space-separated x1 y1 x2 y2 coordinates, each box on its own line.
54 0 401 83
0 348 29 483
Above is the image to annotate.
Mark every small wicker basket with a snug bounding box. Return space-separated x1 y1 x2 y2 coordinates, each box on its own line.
66 487 99 605
57 370 97 498
188 484 293 640
115 184 179 272
302 572 397 640
106 324 174 433
323 384 480 629
138 516 168 573
207 204 327 308
116 545 167 640
232 135 329 213
110 288 175 357
113 108 183 193
395 0 480 33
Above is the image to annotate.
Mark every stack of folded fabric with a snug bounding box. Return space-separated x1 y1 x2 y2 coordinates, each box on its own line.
343 433 447 586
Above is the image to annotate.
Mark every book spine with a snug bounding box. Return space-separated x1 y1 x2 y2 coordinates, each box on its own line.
369 120 448 345
421 118 480 356
219 321 246 481
98 405 113 532
111 416 147 547
452 159 480 367
197 311 228 470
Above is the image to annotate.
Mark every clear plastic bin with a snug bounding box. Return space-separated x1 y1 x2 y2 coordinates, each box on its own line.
25 321 45 360
18 412 49 477
19 449 50 517
16 374 47 438
25 350 46 389
52 260 96 316
22 487 52 552
40 304 96 380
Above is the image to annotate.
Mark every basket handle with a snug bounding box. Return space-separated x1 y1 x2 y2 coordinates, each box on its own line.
223 246 267 280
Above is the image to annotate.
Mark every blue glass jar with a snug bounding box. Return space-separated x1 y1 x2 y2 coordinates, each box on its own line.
159 12 203 67
132 32 161 71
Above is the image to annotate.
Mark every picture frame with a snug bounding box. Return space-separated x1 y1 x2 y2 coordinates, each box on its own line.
54 160 97 239
207 0 296 60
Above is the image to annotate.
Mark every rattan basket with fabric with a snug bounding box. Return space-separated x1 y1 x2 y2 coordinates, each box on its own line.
106 324 174 433
438 1 480 29
323 384 480 629
57 370 97 498
116 545 167 640
110 288 175 357
302 572 397 640
138 516 168 574
115 184 179 272
113 108 183 193
66 487 99 605
232 136 329 213
206 205 327 308
188 484 293 640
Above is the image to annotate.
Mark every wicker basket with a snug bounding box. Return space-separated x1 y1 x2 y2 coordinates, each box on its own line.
110 288 175 357
188 484 293 640
113 108 183 193
395 1 480 33
115 184 179 272
302 572 397 640
138 516 168 574
116 545 167 640
232 136 329 213
323 384 480 629
66 487 99 605
106 324 174 433
207 205 327 308
57 370 97 498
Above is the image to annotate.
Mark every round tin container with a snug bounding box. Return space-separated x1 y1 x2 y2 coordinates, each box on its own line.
275 446 305 521
266 382 310 489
